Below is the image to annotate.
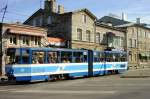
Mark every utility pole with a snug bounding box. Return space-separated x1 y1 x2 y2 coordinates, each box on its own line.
0 4 7 76
1 5 7 22
0 23 2 76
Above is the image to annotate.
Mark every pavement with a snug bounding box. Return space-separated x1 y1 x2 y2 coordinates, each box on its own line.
121 68 150 78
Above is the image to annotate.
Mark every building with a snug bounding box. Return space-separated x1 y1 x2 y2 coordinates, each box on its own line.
0 23 47 76
24 0 126 51
98 16 150 69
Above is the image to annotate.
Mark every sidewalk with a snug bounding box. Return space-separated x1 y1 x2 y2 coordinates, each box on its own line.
121 68 150 78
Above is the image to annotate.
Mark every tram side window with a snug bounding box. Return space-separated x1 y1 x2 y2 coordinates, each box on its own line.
47 51 58 63
32 51 45 64
61 51 72 63
73 52 86 63
94 52 100 62
105 53 111 62
100 53 105 62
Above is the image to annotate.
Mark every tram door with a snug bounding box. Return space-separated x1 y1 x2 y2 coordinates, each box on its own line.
88 50 93 77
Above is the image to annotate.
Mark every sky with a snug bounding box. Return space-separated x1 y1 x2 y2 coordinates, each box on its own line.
0 0 150 24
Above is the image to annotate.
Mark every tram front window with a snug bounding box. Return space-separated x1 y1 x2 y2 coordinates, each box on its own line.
6 49 30 64
6 49 20 64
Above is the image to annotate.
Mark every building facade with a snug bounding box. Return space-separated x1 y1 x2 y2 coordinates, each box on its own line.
125 25 150 69
99 16 150 69
0 23 47 76
24 0 125 52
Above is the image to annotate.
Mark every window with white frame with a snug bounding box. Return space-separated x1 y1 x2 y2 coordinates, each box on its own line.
9 35 17 45
77 28 82 40
86 30 90 42
22 36 30 46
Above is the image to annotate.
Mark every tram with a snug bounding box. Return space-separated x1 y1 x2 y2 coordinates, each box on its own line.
5 48 128 82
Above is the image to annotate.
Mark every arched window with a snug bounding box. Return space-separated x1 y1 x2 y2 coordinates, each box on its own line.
86 30 90 42
77 28 82 40
96 33 100 43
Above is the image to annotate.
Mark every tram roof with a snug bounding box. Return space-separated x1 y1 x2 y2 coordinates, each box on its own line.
7 47 127 54
8 47 88 52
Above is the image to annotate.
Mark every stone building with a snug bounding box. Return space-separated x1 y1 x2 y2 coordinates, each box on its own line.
24 0 126 51
0 23 47 76
98 16 150 69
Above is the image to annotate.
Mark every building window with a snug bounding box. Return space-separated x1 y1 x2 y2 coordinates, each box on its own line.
129 38 132 48
96 33 100 44
10 35 17 45
23 36 26 44
33 20 36 26
135 54 137 61
35 37 38 45
145 31 147 38
130 54 132 62
48 16 52 24
86 30 90 42
148 33 150 38
133 39 136 48
82 14 86 23
38 38 41 46
132 28 135 37
120 37 124 47
77 29 82 40
22 36 30 46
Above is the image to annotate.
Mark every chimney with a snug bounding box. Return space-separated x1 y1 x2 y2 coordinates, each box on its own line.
58 5 64 14
136 18 141 24
44 0 57 13
122 13 127 21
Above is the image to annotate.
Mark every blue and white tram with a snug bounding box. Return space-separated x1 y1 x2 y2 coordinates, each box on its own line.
5 48 128 82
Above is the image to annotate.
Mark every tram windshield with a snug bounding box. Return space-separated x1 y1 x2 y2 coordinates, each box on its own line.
6 48 30 64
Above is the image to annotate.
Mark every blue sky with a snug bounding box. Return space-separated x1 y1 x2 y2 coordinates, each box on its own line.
0 0 150 24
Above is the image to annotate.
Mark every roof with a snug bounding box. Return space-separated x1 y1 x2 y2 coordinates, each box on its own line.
54 8 97 20
24 9 44 24
98 16 150 30
47 37 65 43
98 16 131 26
72 8 97 20
96 22 125 32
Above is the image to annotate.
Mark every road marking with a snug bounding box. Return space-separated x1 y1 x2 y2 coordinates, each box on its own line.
0 89 19 92
13 90 116 94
